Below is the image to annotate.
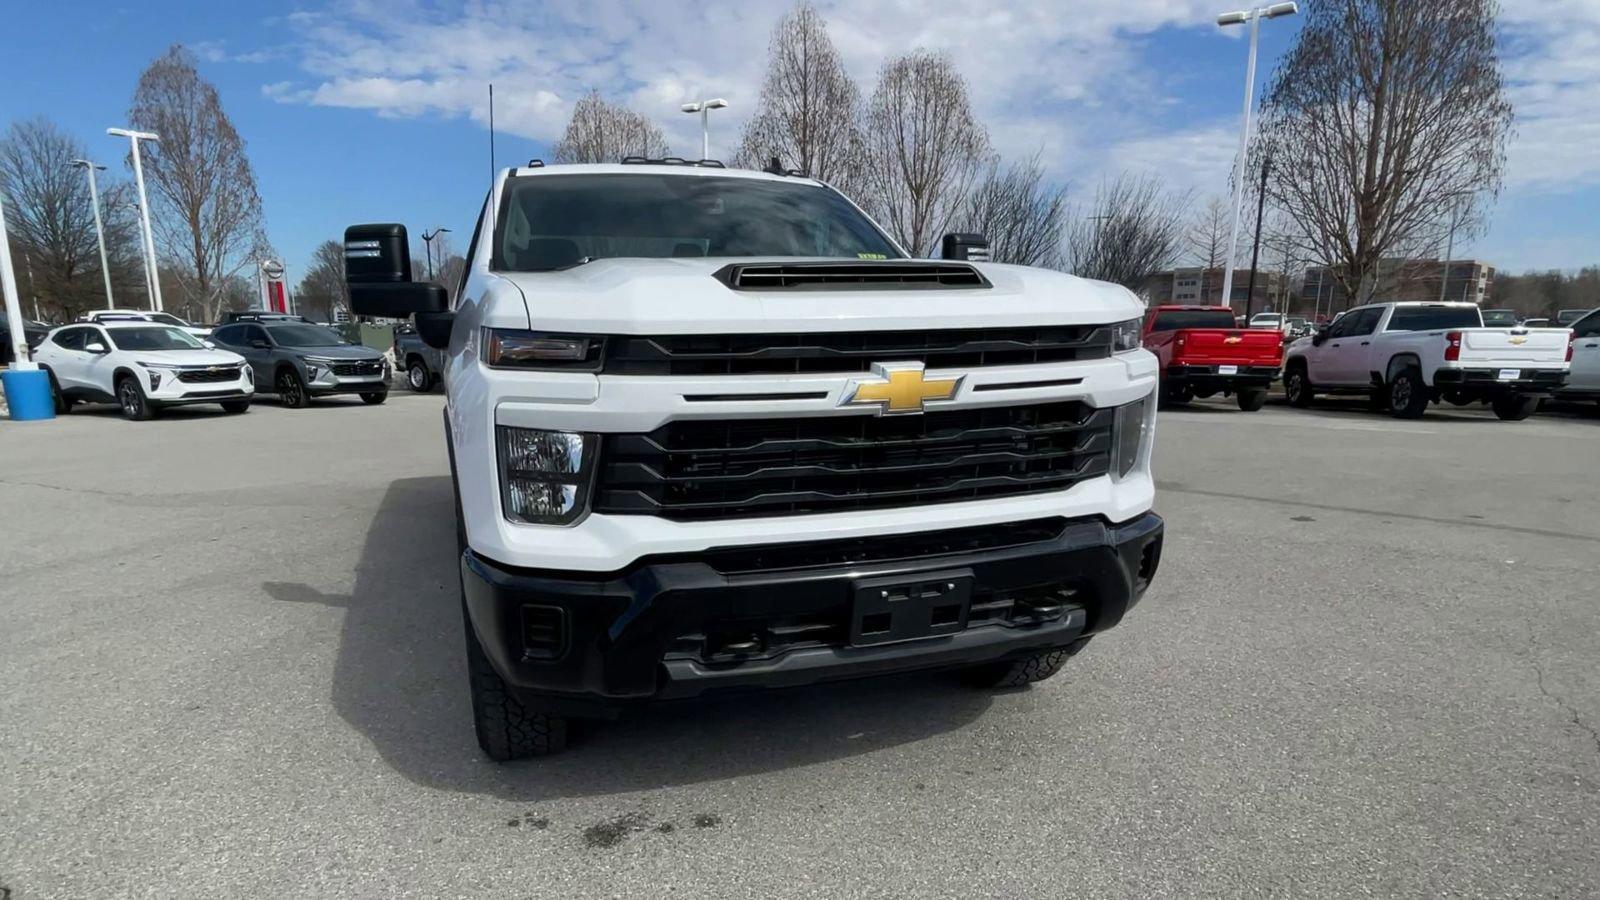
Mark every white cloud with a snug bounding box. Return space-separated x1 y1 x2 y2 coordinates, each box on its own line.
267 0 1220 173
1498 0 1600 190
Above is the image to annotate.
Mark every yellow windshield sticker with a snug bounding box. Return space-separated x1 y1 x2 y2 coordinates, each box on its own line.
857 252 887 260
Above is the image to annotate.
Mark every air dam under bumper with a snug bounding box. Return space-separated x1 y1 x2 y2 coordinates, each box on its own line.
460 511 1163 716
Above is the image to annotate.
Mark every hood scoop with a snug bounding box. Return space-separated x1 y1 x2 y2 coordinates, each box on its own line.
713 261 991 291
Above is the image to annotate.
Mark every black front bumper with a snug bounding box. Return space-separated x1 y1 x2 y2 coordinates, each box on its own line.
154 390 252 407
461 512 1164 716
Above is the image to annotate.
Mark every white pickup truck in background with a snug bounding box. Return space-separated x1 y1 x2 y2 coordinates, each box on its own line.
1283 301 1571 420
1552 307 1600 406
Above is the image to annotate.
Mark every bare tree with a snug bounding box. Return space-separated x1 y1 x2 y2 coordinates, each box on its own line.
0 118 148 321
129 44 267 324
1255 0 1513 302
953 154 1068 268
1065 174 1189 290
860 51 990 257
550 90 670 163
734 1 864 194
293 240 348 322
1187 195 1230 301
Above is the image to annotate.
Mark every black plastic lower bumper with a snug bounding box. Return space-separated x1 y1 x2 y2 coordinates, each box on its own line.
460 511 1164 716
1166 364 1279 392
154 390 252 407
1434 368 1567 394
309 381 388 396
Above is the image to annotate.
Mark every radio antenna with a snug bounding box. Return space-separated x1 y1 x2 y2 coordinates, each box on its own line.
488 83 497 179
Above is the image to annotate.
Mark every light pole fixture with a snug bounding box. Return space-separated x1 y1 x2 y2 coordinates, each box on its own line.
107 127 164 312
421 228 451 280
1215 2 1297 312
70 160 116 308
680 98 729 161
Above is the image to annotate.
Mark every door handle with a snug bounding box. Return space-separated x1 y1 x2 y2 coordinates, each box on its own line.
1360 341 1370 346
1584 342 1598 348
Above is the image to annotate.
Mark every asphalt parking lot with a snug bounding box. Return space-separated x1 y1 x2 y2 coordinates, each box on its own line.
3 392 1597 899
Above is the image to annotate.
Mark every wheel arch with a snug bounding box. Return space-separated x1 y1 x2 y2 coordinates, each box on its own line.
1384 353 1421 383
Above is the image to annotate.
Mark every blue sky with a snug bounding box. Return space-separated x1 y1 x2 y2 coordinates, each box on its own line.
5 1 1597 285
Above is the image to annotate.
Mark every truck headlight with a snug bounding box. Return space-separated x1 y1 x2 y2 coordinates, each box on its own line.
1113 394 1151 478
1110 318 1142 353
484 329 603 371
497 426 596 525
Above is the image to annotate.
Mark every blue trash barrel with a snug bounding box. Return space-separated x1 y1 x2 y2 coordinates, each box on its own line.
2 368 56 420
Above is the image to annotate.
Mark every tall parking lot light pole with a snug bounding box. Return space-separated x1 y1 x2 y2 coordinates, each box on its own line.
1216 2 1297 314
107 127 164 312
70 160 116 308
421 228 451 280
680 98 728 160
1 186 34 369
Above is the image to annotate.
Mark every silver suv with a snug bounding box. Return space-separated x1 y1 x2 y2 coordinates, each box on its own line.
210 320 389 408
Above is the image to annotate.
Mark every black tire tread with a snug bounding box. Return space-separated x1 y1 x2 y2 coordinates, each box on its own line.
961 639 1090 689
463 604 568 760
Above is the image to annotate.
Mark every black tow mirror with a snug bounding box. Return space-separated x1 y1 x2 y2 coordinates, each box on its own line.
1311 327 1329 346
344 224 448 318
940 232 991 262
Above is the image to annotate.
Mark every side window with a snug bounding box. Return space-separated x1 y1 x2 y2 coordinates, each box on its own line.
454 194 489 309
211 325 240 345
83 328 109 351
1575 313 1600 339
244 325 269 346
1346 308 1381 337
1327 311 1359 339
54 328 84 351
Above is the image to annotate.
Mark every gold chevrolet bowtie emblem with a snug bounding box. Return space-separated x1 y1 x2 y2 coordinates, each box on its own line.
1223 336 1243 344
1509 335 1527 345
843 362 963 415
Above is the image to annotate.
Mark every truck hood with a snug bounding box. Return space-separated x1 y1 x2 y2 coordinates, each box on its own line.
489 258 1143 334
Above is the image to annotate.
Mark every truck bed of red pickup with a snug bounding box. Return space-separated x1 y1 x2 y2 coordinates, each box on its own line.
1142 305 1284 411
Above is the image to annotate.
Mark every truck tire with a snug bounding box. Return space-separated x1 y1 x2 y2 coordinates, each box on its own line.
464 600 569 760
220 399 251 414
360 390 388 405
1491 394 1538 421
1236 388 1268 411
960 638 1090 688
406 359 433 392
1162 382 1194 406
1284 365 1314 408
1387 368 1430 419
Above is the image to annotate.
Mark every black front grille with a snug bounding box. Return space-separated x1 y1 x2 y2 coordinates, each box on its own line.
332 360 383 377
605 325 1111 375
595 401 1113 521
176 366 242 384
695 518 1069 574
713 261 989 291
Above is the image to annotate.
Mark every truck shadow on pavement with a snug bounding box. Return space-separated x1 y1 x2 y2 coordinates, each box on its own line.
263 476 994 801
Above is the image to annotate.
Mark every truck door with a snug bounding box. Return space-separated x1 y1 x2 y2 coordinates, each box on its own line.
1321 307 1382 386
1570 312 1600 392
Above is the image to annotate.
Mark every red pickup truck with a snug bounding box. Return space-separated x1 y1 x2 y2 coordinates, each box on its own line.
1143 305 1284 411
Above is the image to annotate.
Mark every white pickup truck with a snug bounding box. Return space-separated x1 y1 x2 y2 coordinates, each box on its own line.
1552 307 1600 406
341 161 1165 759
1283 301 1570 420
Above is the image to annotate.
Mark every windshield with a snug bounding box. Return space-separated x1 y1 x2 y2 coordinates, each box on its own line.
494 173 901 270
145 312 190 327
1480 310 1518 326
1250 314 1282 325
1557 309 1592 325
1385 306 1483 331
1148 310 1239 332
107 326 204 351
267 323 348 348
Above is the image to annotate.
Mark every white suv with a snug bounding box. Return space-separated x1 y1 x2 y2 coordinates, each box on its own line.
34 321 253 420
344 161 1164 759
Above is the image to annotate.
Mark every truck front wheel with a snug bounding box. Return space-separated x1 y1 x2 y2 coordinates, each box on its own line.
1285 366 1314 408
463 602 569 760
960 638 1090 689
1387 368 1430 419
1491 394 1538 421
